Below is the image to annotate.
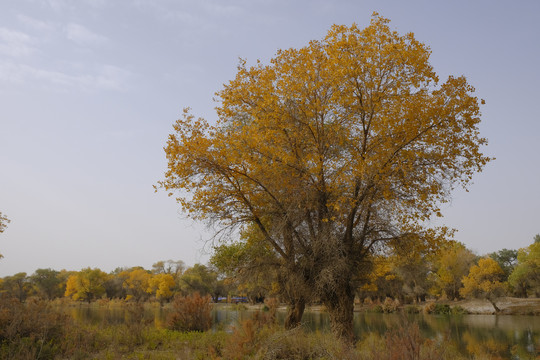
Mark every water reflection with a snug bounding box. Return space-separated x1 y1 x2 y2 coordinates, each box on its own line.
67 304 539 358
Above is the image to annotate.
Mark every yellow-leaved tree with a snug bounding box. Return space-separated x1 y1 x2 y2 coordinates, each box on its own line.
121 268 152 302
460 257 507 313
159 14 490 341
433 241 476 300
148 273 176 304
65 268 108 303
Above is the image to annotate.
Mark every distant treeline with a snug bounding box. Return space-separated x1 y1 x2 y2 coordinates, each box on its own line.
1 235 538 305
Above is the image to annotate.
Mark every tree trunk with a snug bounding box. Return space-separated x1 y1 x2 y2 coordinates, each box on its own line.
284 297 305 329
487 297 500 313
324 284 355 343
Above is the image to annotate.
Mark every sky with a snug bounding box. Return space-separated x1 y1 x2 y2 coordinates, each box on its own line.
1 0 539 277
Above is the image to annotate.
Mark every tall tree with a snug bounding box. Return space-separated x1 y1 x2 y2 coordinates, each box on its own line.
489 248 518 281
159 15 490 340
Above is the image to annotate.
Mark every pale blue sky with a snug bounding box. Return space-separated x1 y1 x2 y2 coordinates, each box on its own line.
1 0 539 276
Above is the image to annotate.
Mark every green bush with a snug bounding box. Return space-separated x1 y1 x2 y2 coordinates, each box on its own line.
451 305 468 315
433 304 451 315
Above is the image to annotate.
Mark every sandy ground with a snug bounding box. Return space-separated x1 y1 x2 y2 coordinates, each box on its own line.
451 297 540 315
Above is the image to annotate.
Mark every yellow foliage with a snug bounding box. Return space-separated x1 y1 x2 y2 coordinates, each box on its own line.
122 268 152 301
64 268 108 302
159 15 490 254
148 273 176 301
460 257 506 300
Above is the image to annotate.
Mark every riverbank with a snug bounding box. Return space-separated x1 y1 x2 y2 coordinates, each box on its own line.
421 297 540 315
241 297 540 315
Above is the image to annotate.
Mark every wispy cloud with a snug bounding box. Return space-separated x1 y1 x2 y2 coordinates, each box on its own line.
0 61 132 91
0 28 34 57
202 2 244 16
40 0 106 11
17 14 54 32
64 23 108 46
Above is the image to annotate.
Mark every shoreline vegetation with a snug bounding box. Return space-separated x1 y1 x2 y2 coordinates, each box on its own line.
1 295 539 359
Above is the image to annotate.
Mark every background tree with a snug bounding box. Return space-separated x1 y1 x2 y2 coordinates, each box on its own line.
357 254 402 302
433 241 476 300
1 272 30 302
460 257 507 312
489 248 518 282
508 237 540 297
30 268 63 300
179 264 222 301
391 237 439 303
104 268 128 299
211 225 278 304
148 273 176 304
152 260 185 276
64 267 108 302
122 267 152 302
159 15 490 340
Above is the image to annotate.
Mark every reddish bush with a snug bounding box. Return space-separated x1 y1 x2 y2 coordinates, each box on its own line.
166 292 212 332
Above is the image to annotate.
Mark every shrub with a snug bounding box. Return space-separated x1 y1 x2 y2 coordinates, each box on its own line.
423 302 452 315
0 297 71 359
433 304 451 315
166 292 212 332
363 297 373 306
382 297 399 313
423 302 435 314
451 305 468 315
385 322 422 360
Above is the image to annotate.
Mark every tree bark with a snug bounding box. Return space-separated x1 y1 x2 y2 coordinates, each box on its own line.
284 297 305 329
324 284 355 343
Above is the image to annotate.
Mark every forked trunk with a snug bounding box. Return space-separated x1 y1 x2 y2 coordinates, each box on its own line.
284 297 305 329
